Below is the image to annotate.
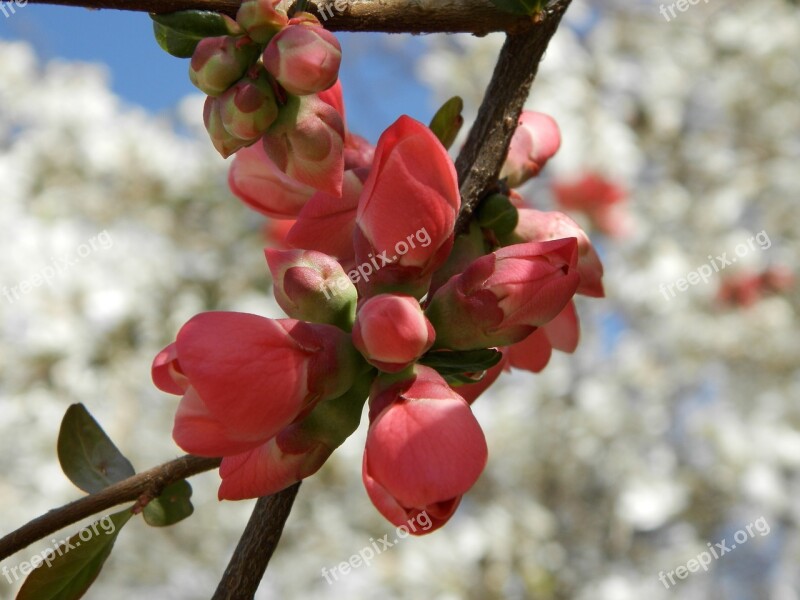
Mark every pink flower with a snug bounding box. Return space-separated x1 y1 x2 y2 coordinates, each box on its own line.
426 239 580 350
502 209 604 297
152 313 360 456
217 378 368 500
354 115 460 297
285 169 365 264
500 111 561 188
362 366 487 533
507 300 579 373
352 294 435 372
262 94 345 197
262 218 295 248
263 18 342 96
218 433 330 500
552 172 630 237
228 142 315 218
317 80 345 121
344 133 375 170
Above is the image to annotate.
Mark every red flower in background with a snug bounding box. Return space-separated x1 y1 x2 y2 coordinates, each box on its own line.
717 266 794 308
552 172 630 237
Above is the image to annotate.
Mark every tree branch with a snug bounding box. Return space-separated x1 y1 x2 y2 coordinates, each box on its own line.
211 483 301 600
0 454 220 561
23 0 540 34
454 0 572 233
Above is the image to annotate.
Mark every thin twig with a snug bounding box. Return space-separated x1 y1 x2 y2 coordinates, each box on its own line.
454 0 572 233
0 455 221 561
23 0 539 35
211 483 301 600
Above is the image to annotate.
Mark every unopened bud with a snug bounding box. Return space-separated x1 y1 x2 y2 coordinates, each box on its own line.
203 96 252 158
235 0 288 44
219 70 279 141
189 36 259 97
263 21 342 96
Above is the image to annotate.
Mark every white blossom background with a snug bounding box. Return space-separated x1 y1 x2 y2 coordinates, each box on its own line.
1 0 799 598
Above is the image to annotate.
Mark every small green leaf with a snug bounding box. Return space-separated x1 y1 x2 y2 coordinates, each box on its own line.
429 96 464 150
57 404 135 495
419 348 503 377
151 10 241 38
152 22 202 58
489 0 547 16
143 480 195 527
16 510 132 600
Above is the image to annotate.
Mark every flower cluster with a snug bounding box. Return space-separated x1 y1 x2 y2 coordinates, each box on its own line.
190 0 345 198
154 35 605 531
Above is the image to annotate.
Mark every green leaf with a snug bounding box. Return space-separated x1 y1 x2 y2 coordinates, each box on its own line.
489 0 547 15
150 11 241 59
419 348 503 377
143 480 195 527
429 96 464 150
57 404 135 495
16 510 132 600
152 22 202 58
151 10 241 38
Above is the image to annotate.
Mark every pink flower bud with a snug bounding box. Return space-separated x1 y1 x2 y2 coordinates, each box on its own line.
354 116 459 297
219 70 279 141
362 366 487 533
235 0 288 44
189 36 259 97
352 294 435 372
262 94 345 197
263 21 342 96
151 313 361 456
228 141 315 218
203 96 252 158
507 300 579 373
500 111 561 188
218 378 369 499
501 208 605 297
426 238 580 350
265 248 356 328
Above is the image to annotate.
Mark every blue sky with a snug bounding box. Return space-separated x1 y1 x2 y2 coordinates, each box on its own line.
1 5 433 141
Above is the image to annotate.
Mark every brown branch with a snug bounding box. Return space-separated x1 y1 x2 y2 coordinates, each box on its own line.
0 454 220 561
23 0 538 35
454 0 572 233
211 483 301 600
